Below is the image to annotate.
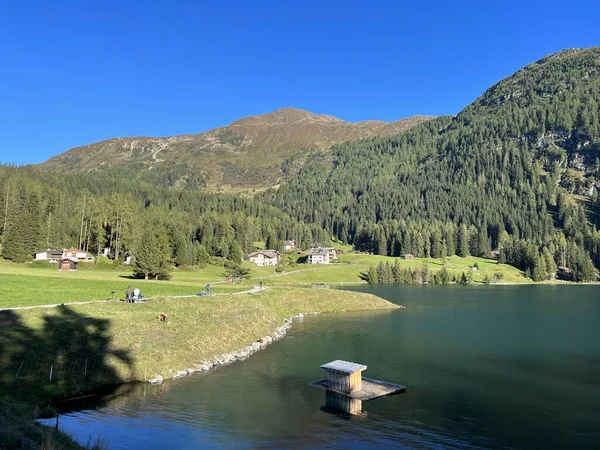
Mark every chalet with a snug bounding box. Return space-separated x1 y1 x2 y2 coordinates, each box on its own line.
58 258 78 271
284 240 296 252
308 247 337 264
248 250 280 267
403 254 415 261
62 249 95 263
35 249 63 263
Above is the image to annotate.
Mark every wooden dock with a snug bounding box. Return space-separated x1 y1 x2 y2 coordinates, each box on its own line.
309 376 406 401
309 359 406 414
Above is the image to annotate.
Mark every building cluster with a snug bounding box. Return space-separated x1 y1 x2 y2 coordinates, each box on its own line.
247 241 338 267
34 248 95 271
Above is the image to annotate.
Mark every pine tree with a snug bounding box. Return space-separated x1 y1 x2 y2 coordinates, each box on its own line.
366 265 378 284
133 226 172 280
392 259 402 284
438 266 450 284
2 187 41 262
229 241 243 263
457 224 470 257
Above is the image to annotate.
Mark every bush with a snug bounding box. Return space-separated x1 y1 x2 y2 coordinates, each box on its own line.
78 260 127 271
27 260 54 269
492 271 505 282
209 256 226 267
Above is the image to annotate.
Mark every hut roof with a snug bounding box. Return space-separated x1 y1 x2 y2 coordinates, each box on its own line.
321 360 367 374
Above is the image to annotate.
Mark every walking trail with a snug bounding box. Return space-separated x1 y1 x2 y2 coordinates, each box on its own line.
0 286 266 312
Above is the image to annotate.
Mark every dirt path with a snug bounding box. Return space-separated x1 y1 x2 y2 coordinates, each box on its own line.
0 286 267 312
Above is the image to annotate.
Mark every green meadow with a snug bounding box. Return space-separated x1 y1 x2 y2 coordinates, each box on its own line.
0 253 529 308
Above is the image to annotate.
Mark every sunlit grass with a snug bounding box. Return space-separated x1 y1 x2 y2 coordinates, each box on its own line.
8 288 398 382
0 262 249 308
0 253 529 309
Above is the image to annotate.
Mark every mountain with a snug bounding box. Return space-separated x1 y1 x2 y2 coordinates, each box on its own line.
264 46 600 279
39 108 433 190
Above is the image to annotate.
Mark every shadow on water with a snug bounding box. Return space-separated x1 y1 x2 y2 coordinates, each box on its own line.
0 306 135 445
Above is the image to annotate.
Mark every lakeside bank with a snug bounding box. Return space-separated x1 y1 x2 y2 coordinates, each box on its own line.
0 287 399 449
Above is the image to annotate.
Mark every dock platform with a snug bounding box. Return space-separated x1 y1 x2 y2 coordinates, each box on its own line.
309 376 406 401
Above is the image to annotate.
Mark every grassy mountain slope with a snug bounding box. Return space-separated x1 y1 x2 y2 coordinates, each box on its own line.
39 108 432 190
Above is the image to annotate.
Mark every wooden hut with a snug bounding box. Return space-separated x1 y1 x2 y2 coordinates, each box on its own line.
321 360 366 393
309 359 406 415
58 258 78 271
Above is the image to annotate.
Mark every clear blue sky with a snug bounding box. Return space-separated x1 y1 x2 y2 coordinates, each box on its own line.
1 0 599 164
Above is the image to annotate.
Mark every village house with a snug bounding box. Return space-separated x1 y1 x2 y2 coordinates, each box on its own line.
308 247 337 264
284 240 296 252
34 249 64 263
62 249 95 262
34 248 95 263
248 250 280 267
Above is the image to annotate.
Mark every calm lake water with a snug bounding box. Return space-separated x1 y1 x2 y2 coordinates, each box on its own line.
46 285 600 449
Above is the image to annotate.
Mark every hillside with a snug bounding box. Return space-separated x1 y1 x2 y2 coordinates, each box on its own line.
264 47 600 280
38 108 433 190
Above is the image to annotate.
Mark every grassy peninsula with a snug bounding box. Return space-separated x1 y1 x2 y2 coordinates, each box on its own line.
0 287 397 448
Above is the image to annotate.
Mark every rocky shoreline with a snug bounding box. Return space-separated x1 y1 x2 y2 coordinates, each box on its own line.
148 312 318 384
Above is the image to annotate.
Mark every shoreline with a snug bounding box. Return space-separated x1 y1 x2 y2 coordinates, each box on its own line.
147 311 317 384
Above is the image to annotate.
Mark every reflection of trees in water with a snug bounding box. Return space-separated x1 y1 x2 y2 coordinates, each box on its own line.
0 305 134 406
60 381 176 414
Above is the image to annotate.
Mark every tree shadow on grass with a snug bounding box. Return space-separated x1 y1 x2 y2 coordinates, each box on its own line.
118 274 139 280
0 306 135 447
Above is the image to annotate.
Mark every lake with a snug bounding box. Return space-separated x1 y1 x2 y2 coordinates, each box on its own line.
45 285 600 449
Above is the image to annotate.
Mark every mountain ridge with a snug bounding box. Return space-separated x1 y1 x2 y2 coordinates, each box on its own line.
39 108 434 190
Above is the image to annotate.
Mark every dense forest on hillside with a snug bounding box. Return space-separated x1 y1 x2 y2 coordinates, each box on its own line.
0 165 328 278
1 47 599 282
263 48 600 281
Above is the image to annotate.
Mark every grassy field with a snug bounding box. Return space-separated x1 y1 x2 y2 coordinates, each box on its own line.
0 260 252 308
0 253 529 308
0 287 397 448
265 253 529 285
14 287 398 382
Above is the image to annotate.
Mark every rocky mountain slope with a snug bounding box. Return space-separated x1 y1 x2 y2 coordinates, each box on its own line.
39 108 433 190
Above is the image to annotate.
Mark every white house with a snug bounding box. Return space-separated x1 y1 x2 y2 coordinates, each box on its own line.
248 250 280 267
307 247 337 264
62 249 95 262
36 249 94 263
284 240 296 252
35 249 64 263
